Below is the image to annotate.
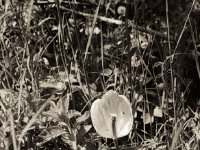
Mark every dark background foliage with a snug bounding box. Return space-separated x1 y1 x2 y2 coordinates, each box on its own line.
0 0 200 149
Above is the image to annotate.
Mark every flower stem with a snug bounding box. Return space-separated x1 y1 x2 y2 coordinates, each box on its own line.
111 115 119 150
114 138 119 150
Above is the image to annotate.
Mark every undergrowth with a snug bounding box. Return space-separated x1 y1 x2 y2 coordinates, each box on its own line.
0 0 200 149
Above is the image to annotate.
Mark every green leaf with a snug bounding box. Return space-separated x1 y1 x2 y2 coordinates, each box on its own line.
76 125 92 145
75 111 90 126
37 126 67 146
153 106 163 118
61 131 76 149
142 113 154 124
100 68 112 76
68 110 81 119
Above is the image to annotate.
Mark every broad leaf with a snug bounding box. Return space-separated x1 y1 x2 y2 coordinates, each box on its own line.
37 126 67 146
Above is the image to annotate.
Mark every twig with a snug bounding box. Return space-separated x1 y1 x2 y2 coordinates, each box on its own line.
9 110 18 150
33 0 92 6
60 7 174 40
33 1 174 40
84 0 102 62
173 0 196 53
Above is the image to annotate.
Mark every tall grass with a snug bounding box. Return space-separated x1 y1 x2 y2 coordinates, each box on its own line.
0 0 199 149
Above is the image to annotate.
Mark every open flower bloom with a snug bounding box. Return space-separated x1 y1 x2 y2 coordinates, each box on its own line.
90 90 133 138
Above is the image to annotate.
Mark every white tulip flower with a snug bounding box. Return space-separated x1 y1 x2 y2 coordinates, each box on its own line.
90 90 133 139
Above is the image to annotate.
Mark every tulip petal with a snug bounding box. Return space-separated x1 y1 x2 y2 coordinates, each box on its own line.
91 99 112 138
116 95 133 137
